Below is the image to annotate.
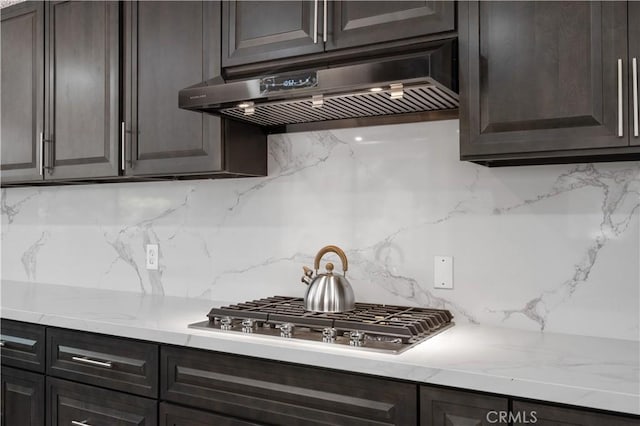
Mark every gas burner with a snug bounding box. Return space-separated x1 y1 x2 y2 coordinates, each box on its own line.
189 296 454 354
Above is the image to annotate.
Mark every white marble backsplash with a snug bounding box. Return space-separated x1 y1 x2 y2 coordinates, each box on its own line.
2 120 639 340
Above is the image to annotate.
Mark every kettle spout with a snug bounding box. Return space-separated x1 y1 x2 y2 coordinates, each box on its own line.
301 266 313 285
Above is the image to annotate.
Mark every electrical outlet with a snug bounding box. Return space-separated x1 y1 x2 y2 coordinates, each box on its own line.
146 244 159 270
434 256 453 289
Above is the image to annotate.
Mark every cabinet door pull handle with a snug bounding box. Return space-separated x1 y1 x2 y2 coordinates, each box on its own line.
618 58 624 137
47 137 54 172
71 421 91 426
71 356 113 368
121 121 126 172
313 0 318 43
323 0 327 42
39 132 44 176
633 57 638 137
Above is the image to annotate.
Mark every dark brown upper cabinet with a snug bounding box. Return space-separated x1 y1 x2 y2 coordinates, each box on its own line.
1 1 265 187
222 0 455 70
123 1 266 178
327 1 454 51
459 1 640 166
630 0 640 146
44 1 120 180
222 0 324 68
0 2 44 184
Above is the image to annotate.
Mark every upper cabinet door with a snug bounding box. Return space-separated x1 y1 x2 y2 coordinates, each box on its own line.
0 2 44 184
125 1 224 176
222 0 324 68
45 1 120 180
459 1 629 158
630 0 640 146
326 1 455 51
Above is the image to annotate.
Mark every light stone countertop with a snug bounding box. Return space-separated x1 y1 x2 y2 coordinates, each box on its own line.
1 280 638 416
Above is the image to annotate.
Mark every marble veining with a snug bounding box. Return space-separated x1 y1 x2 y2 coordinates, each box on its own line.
0 189 39 225
1 120 639 340
20 231 49 280
102 189 195 294
491 164 640 330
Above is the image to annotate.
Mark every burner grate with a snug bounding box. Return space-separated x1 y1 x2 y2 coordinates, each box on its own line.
206 296 453 342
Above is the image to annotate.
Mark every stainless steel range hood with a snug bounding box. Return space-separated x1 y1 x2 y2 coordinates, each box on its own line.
179 40 458 131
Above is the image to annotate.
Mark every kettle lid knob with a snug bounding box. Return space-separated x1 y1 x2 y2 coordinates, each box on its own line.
325 262 334 273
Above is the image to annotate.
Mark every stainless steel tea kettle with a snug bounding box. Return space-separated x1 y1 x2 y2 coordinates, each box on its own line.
301 245 355 312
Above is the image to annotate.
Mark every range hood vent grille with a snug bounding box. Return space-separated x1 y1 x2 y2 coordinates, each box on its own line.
218 83 458 127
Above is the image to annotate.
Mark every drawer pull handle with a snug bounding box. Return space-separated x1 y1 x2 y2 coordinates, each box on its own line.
71 356 113 368
71 421 91 426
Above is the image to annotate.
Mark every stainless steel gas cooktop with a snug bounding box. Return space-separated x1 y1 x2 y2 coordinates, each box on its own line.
189 296 454 354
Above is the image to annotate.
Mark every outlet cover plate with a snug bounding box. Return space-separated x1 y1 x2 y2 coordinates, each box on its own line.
434 256 453 289
146 244 159 270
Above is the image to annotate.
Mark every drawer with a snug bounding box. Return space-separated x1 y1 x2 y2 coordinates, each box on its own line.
47 328 158 398
47 377 157 426
160 402 263 426
161 346 417 426
512 401 640 426
0 319 46 372
420 386 509 426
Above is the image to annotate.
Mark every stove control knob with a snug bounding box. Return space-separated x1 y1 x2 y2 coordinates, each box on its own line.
322 327 337 343
220 316 233 331
241 319 255 333
349 331 365 347
280 323 294 338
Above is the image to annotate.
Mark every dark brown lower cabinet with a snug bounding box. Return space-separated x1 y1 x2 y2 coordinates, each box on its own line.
46 377 157 426
161 346 417 426
0 319 46 373
159 402 262 426
1 320 639 426
512 401 640 426
1 366 45 426
420 386 509 426
46 327 159 398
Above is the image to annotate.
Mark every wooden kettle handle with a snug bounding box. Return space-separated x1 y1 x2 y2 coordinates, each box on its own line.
314 245 348 273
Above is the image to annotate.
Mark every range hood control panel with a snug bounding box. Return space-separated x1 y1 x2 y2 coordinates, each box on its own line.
260 72 318 94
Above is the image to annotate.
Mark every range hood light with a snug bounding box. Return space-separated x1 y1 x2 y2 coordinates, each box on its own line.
239 101 255 116
369 87 383 92
390 83 404 100
311 94 324 108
